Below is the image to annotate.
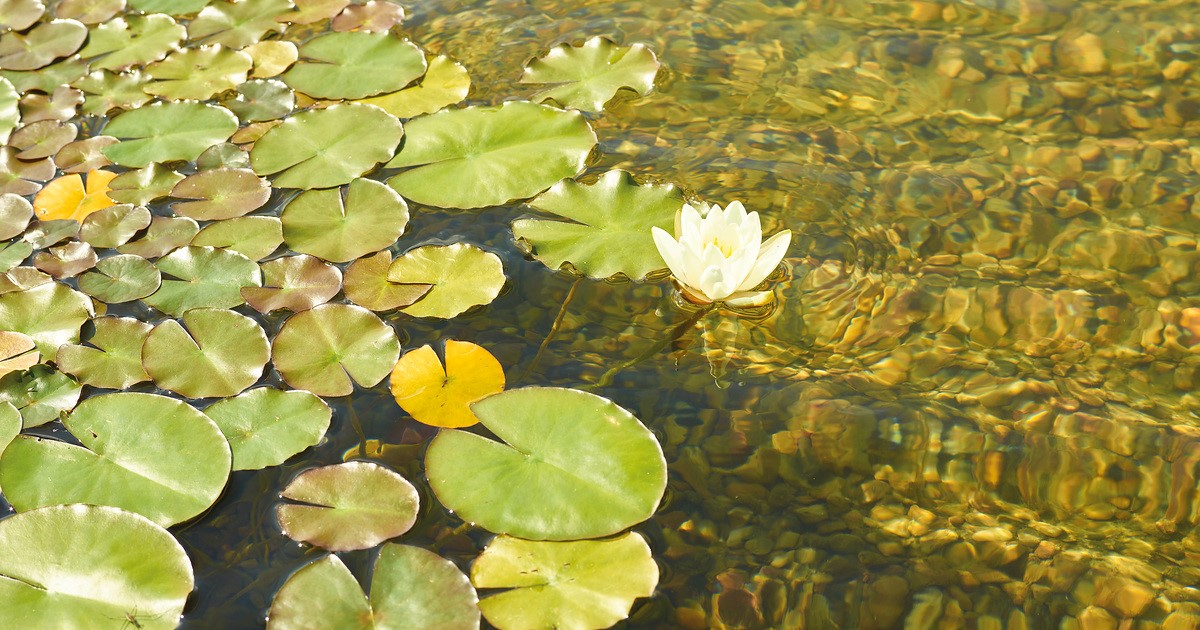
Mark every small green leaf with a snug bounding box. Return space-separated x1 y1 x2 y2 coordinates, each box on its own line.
271 303 398 397
0 365 79 428
170 167 270 221
0 281 92 356
223 78 294 122
0 76 18 144
188 0 289 48
0 19 87 71
191 215 282 261
281 178 409 263
343 250 430 312
142 307 269 399
102 102 238 167
56 316 152 389
142 245 261 316
357 54 470 120
77 253 161 303
73 69 153 116
204 387 331 471
79 203 152 248
0 193 33 240
276 461 418 551
241 254 342 313
143 45 252 101
106 163 183 205
115 215 198 259
521 37 660 112
250 103 403 189
78 14 185 71
283 31 426 100
388 243 505 319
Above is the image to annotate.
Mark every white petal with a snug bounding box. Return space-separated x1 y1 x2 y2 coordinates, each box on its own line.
726 235 760 287
680 204 704 242
724 289 775 308
738 210 763 246
697 245 736 300
736 229 791 292
726 200 747 224
652 227 688 280
695 264 728 302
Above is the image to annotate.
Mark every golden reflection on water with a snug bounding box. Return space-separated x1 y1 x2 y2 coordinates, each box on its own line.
405 0 1200 627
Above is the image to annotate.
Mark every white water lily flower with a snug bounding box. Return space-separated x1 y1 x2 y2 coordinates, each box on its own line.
652 200 791 307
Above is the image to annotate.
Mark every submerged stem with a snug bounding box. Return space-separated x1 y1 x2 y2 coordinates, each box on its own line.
592 304 712 388
519 276 582 382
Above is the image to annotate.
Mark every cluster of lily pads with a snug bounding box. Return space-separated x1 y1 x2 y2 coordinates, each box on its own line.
0 1 698 628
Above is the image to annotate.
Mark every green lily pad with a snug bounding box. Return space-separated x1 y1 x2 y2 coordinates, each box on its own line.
106 163 183 205
115 215 199 259
223 78 295 122
276 461 418 551
0 19 87 71
142 307 268 399
472 533 658 630
0 281 92 356
191 215 282 260
10 120 77 160
170 167 270 220
271 303 399 397
245 40 297 78
188 0 290 48
55 316 152 389
357 54 470 120
54 136 119 172
0 392 231 526
0 77 17 144
250 102 403 189
521 37 660 112
79 14 185 71
77 253 161 303
513 170 681 280
0 331 36 378
277 0 346 24
0 365 79 428
142 245 261 316
0 193 32 240
102 102 238 168
0 268 51 295
0 504 193 630
55 0 124 23
19 84 83 123
0 58 88 94
196 142 250 170
388 243 504 319
0 148 54 196
74 69 153 116
128 0 209 13
427 387 667 540
204 387 330 471
331 0 404 32
23 220 79 249
267 544 479 630
281 178 409 263
241 254 341 313
0 240 31 272
144 45 252 101
283 31 425 100
386 101 596 209
0 400 17 455
0 0 44 31
32 241 96 278
79 203 152 248
344 250 430 312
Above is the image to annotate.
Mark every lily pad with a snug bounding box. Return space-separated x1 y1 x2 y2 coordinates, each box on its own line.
0 193 32 239
188 0 290 48
521 37 660 112
0 392 231 526
0 147 54 196
54 135 118 172
32 169 117 222
283 31 425 100
55 0 124 23
0 266 49 293
0 19 87 71
386 101 596 209
0 240 30 272
0 76 15 143
0 58 87 93
10 119 76 160
73 69 153 116
472 533 658 630
389 340 504 429
18 84 83 123
267 545 479 630
55 316 152 389
77 253 161 303
250 102 403 189
102 102 238 167
426 387 667 540
281 178 409 263
357 54 470 120
204 387 330 471
22 220 79 250
129 0 209 13
245 41 297 78
343 250 430 312
0 331 37 378
513 170 681 280
0 281 92 356
142 307 269 399
191 215 282 260
276 461 418 551
276 0 346 24
223 78 295 122
79 14 185 71
142 245 261 316
32 241 97 278
143 45 252 101
271 303 399 397
388 243 505 319
0 365 79 427
331 0 404 32
0 504 193 630
170 167 270 220
196 142 250 170
106 163 183 205
79 203 152 248
0 400 17 455
115 215 199 259
241 254 341 313
0 0 44 31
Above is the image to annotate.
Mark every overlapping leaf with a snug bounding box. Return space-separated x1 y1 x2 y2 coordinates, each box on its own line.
387 243 505 318
250 103 402 189
271 303 398 397
142 308 269 398
283 31 425 100
204 387 330 470
281 178 409 263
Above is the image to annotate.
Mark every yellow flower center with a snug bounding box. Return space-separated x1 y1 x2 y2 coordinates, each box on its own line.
707 236 736 258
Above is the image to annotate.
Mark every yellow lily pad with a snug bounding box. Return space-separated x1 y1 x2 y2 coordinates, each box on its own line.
389 340 504 429
32 169 116 222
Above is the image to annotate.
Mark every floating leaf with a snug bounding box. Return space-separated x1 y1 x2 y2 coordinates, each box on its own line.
241 254 341 313
0 266 50 294
0 147 54 195
0 282 92 355
56 316 152 389
331 0 404 33
250 103 402 189
191 215 282 260
142 245 261 316
77 253 161 302
10 120 76 160
521 37 660 112
22 220 79 249
245 40 297 78
0 400 17 454
0 365 79 427
0 241 31 273
283 31 425 100
106 162 183 205
144 45 252 101
18 84 82 123
357 54 469 119
472 533 658 630
128 0 209 13
427 387 667 540
116 215 198 258
32 241 97 278
223 78 294 122
276 0 346 24
74 68 153 115
0 57 88 93
188 0 290 48
0 193 32 239
0 76 16 143
0 504 193 630
0 331 37 378
513 170 681 280
277 461 418 551
102 102 238 167
196 142 249 170
343 250 429 312
271 303 398 397
79 203 151 248
281 178 409 263
267 545 478 630
0 19 87 71
388 243 505 319
55 0 124 23
0 392 231 526
142 308 268 399
170 167 270 220
80 14 184 71
32 169 116 222
0 0 44 31
386 101 596 209
389 340 503 429
54 135 118 172
204 387 330 471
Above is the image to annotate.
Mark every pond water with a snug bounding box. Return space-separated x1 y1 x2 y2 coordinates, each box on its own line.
2 0 1199 628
